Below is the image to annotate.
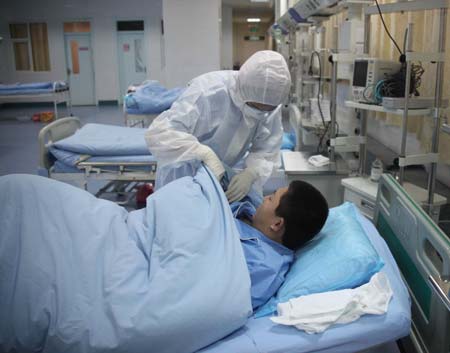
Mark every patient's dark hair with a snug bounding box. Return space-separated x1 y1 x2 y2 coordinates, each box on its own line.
275 180 328 251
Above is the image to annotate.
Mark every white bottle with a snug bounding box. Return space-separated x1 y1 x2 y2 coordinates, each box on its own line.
370 158 383 182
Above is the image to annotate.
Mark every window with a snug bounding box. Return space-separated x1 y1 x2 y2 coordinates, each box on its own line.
9 22 50 71
117 21 144 31
64 21 91 33
10 23 30 71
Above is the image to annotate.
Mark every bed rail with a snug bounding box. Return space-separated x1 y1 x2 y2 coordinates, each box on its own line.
38 116 81 169
374 174 450 353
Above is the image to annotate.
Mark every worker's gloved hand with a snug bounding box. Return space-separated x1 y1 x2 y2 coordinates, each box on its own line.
197 144 225 181
225 168 258 203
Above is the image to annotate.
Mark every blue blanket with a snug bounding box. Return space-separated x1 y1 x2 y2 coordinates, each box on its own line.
49 124 294 170
0 81 68 95
49 123 154 169
52 123 150 156
124 80 184 114
0 166 252 353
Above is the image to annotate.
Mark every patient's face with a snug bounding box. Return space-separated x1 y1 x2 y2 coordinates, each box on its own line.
253 187 288 225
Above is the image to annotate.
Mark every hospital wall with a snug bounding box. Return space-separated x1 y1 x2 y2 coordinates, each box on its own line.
233 22 271 68
162 0 221 88
0 19 68 88
0 0 165 102
221 5 234 70
0 15 11 83
0 0 224 100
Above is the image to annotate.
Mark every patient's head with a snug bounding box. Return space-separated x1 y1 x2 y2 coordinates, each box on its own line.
252 181 328 250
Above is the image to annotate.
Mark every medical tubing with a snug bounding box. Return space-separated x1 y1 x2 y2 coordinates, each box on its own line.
309 51 327 128
317 122 331 154
377 64 424 99
374 80 385 103
403 28 408 54
310 51 333 154
374 0 403 56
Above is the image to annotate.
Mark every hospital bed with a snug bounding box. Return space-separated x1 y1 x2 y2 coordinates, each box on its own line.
0 81 71 119
39 117 298 200
1 166 422 352
123 80 184 127
375 174 450 353
38 116 156 203
200 174 450 353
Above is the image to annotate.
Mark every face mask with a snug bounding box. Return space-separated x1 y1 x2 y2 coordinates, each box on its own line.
242 104 270 120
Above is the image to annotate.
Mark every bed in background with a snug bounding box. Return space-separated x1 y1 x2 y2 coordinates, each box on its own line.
123 80 184 127
38 117 301 202
0 81 71 119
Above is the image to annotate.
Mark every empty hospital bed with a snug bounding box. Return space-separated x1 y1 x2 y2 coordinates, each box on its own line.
123 80 184 127
38 116 156 202
39 117 298 200
0 81 71 119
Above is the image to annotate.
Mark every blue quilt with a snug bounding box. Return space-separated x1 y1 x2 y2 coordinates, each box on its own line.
125 80 185 115
0 166 252 353
48 124 294 171
49 123 155 169
0 81 67 95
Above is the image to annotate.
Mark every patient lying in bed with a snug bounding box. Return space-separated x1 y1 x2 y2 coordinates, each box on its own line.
0 162 328 353
232 181 328 310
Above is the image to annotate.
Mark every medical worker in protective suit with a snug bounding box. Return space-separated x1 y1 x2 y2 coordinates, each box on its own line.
145 50 291 202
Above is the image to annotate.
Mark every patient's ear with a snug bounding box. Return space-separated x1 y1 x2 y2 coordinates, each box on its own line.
270 216 285 233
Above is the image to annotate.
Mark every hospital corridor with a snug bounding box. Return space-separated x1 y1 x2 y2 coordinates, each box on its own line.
1 1 450 353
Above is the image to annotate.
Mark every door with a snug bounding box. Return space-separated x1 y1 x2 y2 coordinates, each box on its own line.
117 31 147 103
64 33 95 105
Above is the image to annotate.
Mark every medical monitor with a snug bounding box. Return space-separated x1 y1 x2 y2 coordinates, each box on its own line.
352 58 402 102
352 60 369 88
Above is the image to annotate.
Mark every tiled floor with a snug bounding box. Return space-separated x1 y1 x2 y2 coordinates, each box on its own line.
0 104 123 175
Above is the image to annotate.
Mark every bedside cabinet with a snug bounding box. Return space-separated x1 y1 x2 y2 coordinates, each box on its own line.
342 176 448 222
341 177 378 220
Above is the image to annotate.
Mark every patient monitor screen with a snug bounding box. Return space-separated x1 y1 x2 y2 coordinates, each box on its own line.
353 60 368 87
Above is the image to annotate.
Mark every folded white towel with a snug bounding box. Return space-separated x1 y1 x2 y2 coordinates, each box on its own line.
270 272 393 334
308 155 330 167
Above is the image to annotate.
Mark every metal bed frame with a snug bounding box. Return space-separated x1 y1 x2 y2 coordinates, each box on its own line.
38 117 157 204
123 80 160 128
375 174 450 353
0 82 72 119
123 106 158 128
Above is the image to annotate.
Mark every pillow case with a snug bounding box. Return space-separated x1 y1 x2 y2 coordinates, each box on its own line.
255 202 384 317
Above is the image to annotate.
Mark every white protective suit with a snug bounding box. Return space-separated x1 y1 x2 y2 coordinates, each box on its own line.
145 51 291 192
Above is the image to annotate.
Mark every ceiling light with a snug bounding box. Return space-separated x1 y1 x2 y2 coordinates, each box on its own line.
247 18 261 22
